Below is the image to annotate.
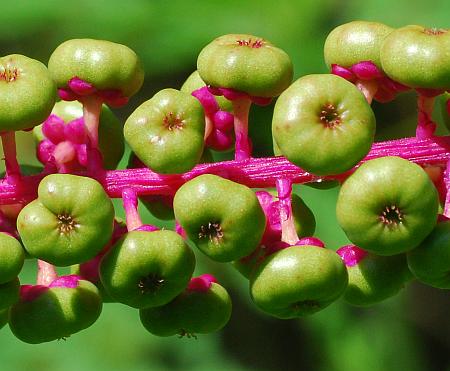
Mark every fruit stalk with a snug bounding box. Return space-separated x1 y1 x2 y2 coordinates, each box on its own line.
355 80 378 104
232 97 252 161
1 131 21 179
276 178 299 245
37 259 57 286
416 94 437 139
122 187 143 231
1 135 450 204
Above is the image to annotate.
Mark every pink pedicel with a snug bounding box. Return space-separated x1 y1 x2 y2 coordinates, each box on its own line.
20 275 82 302
207 86 272 106
134 224 160 232
416 88 446 98
58 77 129 108
192 86 219 116
187 274 218 292
296 237 325 248
331 61 409 103
175 221 187 239
206 129 234 151
336 245 368 267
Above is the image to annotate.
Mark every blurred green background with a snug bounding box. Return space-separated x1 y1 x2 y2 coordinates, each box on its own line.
0 0 450 370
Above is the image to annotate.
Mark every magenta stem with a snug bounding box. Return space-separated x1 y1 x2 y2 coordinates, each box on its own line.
82 96 103 149
416 94 436 139
232 98 252 161
0 135 450 204
37 260 57 286
122 187 143 231
276 178 299 245
444 159 450 218
1 131 21 179
355 80 378 104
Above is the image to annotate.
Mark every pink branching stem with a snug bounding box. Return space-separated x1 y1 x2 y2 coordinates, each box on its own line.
1 135 450 205
37 260 58 286
416 95 437 139
122 187 143 232
276 178 299 245
1 131 21 179
232 97 252 161
444 159 450 218
355 80 378 105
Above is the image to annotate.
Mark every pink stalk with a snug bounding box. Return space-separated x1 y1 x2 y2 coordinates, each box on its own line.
232 97 252 161
416 94 437 139
1 135 450 204
444 159 450 218
276 178 299 245
37 259 58 286
1 131 21 179
53 141 76 173
122 187 143 231
355 80 378 104
82 96 103 149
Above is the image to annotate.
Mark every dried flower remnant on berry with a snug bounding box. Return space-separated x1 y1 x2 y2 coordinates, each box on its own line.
236 38 264 48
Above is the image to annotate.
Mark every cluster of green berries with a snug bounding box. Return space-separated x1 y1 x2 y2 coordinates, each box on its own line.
0 21 448 344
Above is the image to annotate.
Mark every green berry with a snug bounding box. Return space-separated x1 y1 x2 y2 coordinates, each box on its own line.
0 232 24 284
17 174 114 266
272 74 376 175
48 39 144 97
324 21 394 70
337 156 439 255
124 88 205 174
0 278 20 310
100 230 195 309
0 54 56 131
197 34 293 97
407 221 450 288
174 174 266 262
250 245 348 318
9 278 102 344
380 26 450 89
0 308 8 330
139 282 232 337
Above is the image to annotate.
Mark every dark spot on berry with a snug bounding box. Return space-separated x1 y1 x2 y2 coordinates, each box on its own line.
319 103 341 128
57 213 78 234
138 273 165 294
198 222 224 245
380 205 403 226
163 112 184 131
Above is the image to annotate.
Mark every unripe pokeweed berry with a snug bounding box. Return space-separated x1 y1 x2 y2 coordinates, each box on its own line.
48 39 144 98
139 275 232 337
124 88 205 174
407 220 450 288
17 174 114 266
197 34 293 98
0 232 25 284
250 245 348 319
173 174 266 262
337 156 439 255
0 277 20 310
99 230 195 309
324 21 394 70
0 54 56 131
9 275 102 344
337 245 412 306
441 92 450 131
272 74 376 175
380 25 450 89
0 308 8 329
33 100 124 169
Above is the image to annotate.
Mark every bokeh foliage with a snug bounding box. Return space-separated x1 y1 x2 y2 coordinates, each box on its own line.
0 0 449 370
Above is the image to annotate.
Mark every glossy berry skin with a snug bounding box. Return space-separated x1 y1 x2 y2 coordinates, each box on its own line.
339 246 412 306
324 21 393 70
337 156 439 255
124 88 205 174
174 174 266 262
0 308 8 329
48 39 144 98
139 282 232 337
17 174 114 266
0 54 56 131
272 74 375 175
197 34 293 97
0 233 24 284
9 277 102 344
250 245 348 319
380 26 450 89
407 221 450 289
100 230 195 309
0 278 20 310
33 100 124 169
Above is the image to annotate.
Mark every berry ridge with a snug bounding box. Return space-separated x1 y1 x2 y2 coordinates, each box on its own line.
0 22 449 344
